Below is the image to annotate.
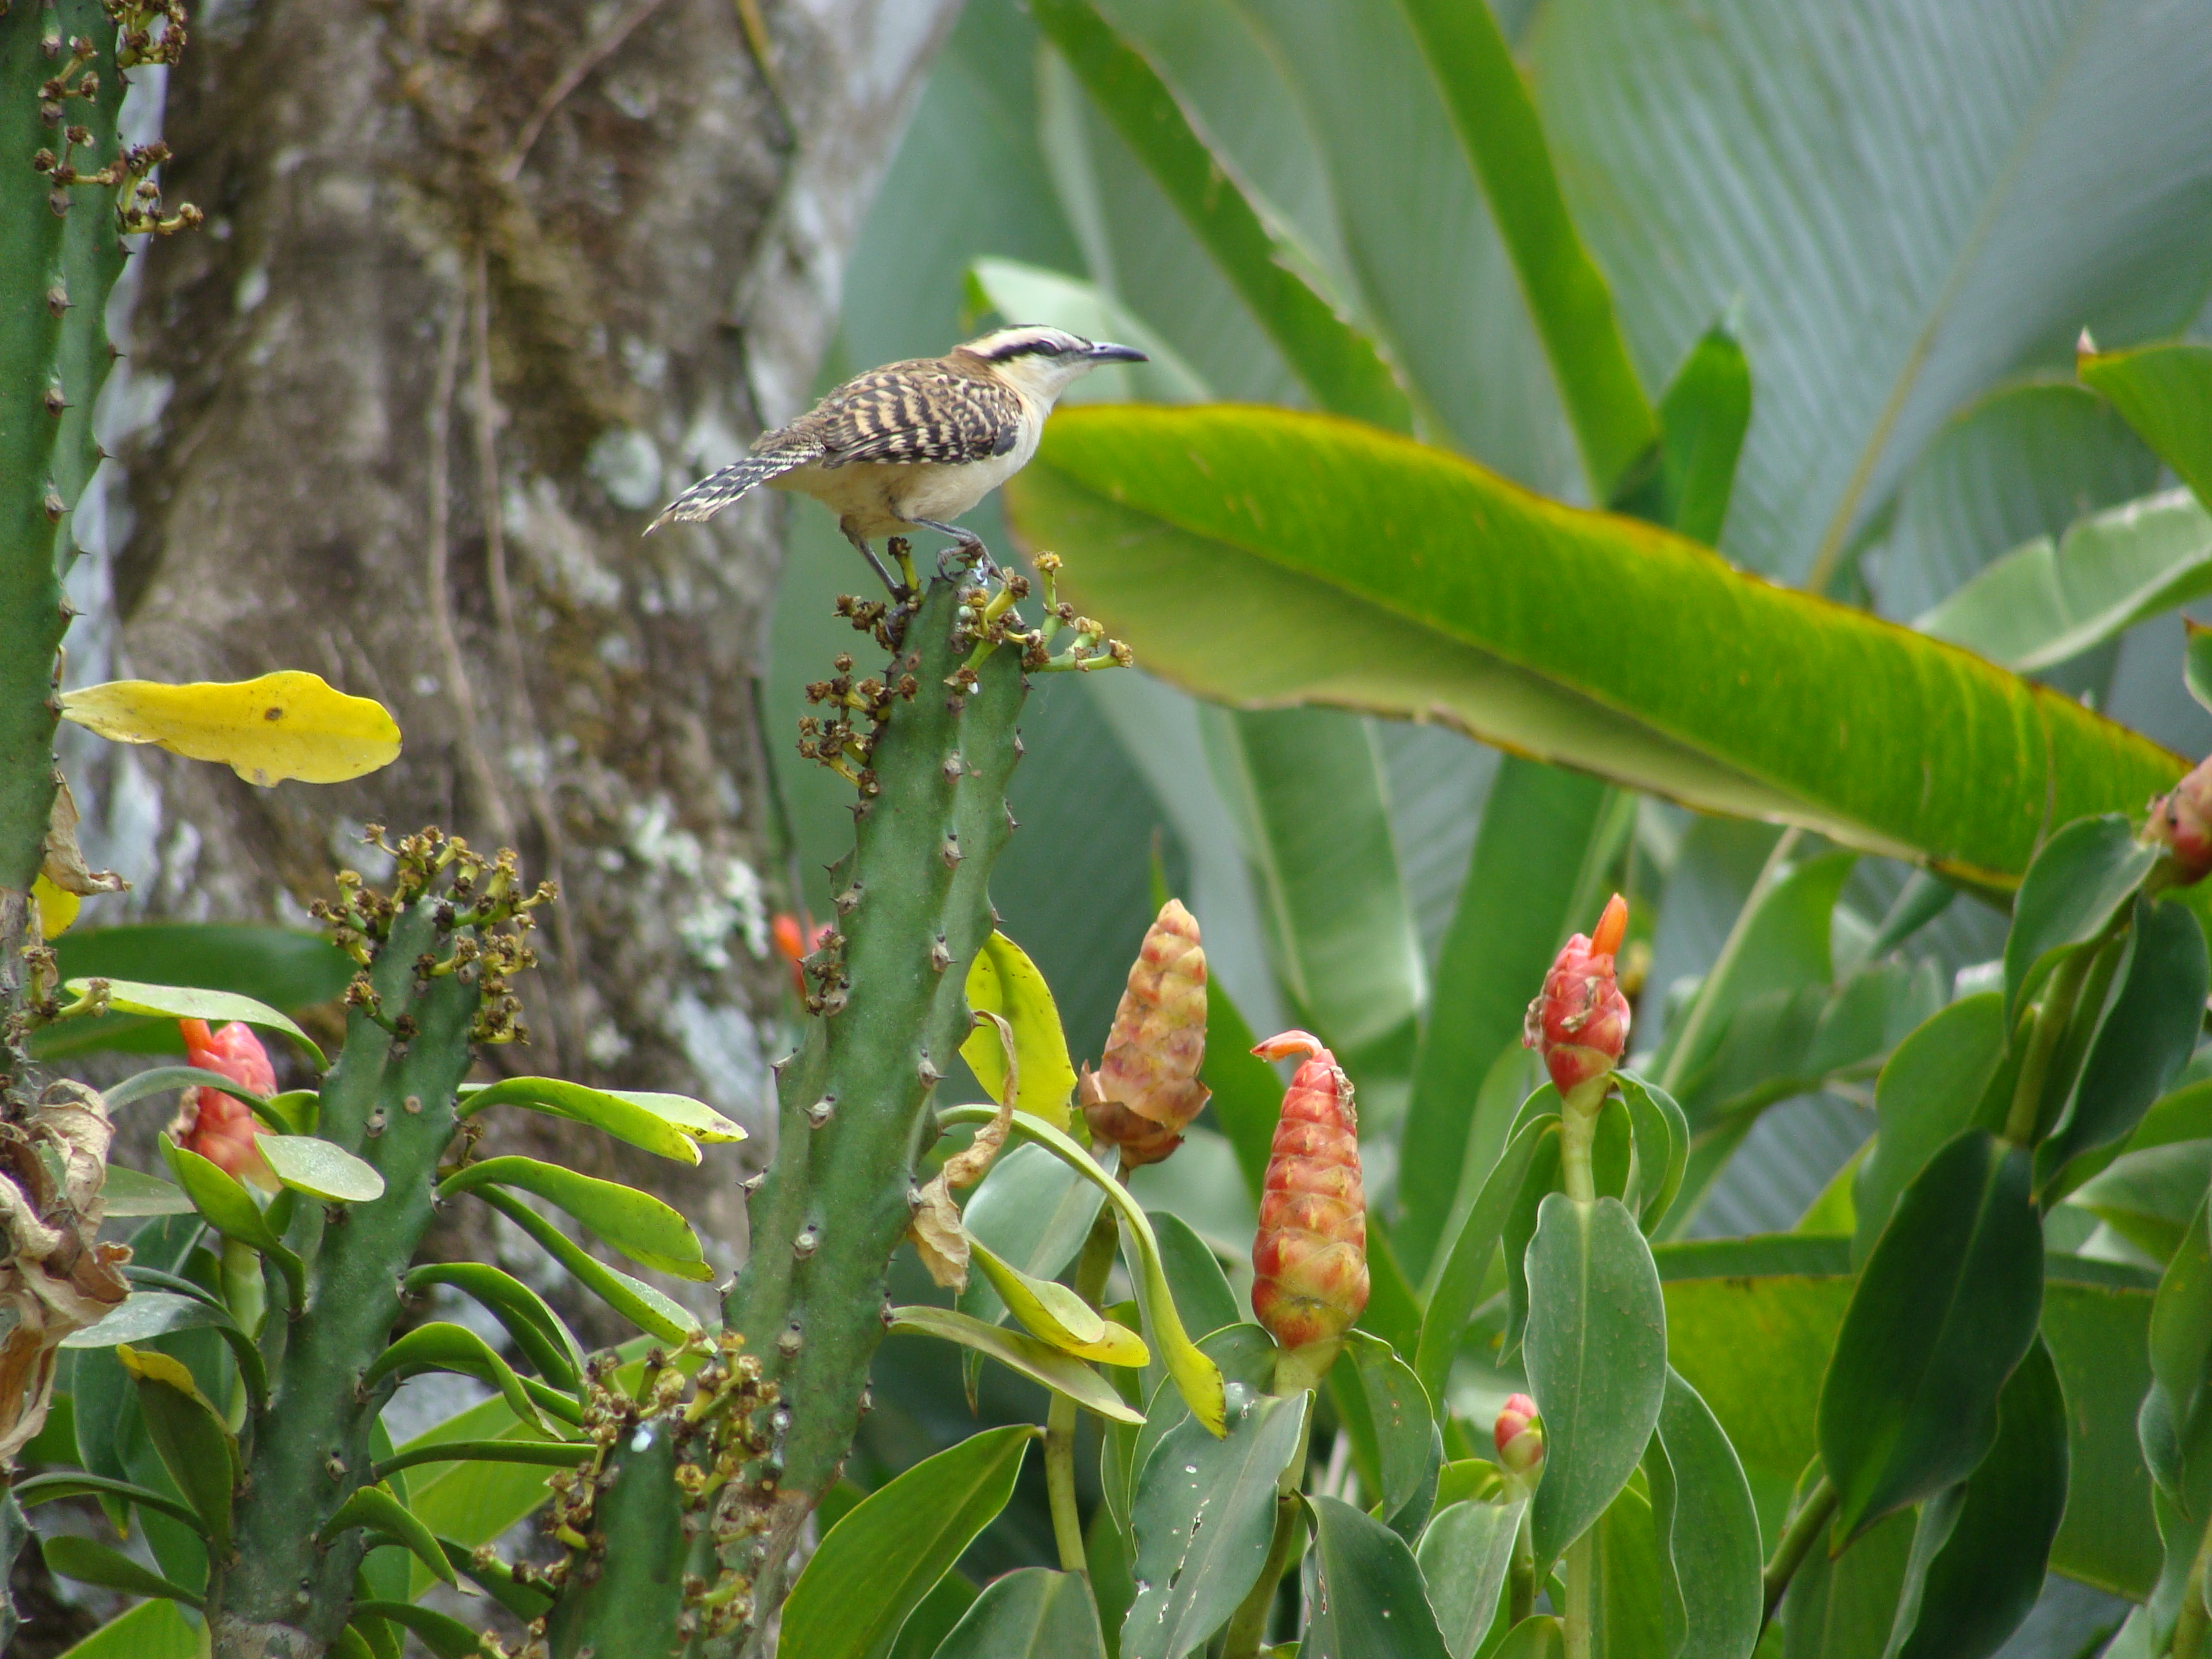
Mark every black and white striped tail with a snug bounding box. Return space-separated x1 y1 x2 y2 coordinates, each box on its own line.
646 448 815 532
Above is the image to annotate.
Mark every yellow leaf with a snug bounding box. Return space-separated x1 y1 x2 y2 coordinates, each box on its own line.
59 671 402 787
962 932 1078 1129
970 1239 1151 1366
31 876 79 938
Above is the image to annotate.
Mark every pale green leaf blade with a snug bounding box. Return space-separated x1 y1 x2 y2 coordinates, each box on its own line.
259 1134 385 1204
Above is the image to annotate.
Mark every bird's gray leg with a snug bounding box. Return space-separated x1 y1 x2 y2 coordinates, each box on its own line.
912 518 998 581
841 524 911 599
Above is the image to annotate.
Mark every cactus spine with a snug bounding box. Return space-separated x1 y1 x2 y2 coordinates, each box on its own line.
714 576 1028 1647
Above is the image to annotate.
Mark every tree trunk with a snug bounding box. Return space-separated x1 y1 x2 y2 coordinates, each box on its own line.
68 0 957 1288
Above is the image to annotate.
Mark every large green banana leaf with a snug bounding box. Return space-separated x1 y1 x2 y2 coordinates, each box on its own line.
1006 405 2188 893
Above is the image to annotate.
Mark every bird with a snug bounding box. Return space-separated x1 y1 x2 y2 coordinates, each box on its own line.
647 325 1147 594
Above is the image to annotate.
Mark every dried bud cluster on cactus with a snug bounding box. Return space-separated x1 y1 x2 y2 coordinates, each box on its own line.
2144 755 2212 886
1523 893 1632 1099
170 1018 277 1190
1494 1392 1546 1486
1079 898 1210 1167
1249 1029 1367 1383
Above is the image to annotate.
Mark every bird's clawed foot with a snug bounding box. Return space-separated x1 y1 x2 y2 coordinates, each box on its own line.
914 519 998 583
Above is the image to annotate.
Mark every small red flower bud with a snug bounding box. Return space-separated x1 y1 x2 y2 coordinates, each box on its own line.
171 1018 277 1191
772 913 831 998
1079 899 1209 1168
1523 893 1632 1099
1249 1031 1368 1379
2144 756 2212 886
1494 1392 1546 1484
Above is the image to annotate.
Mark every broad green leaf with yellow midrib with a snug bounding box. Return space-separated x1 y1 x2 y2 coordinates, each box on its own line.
1006 404 2188 897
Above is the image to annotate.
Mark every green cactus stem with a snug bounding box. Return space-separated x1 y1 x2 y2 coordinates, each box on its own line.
712 575 1028 1648
209 837 548 1658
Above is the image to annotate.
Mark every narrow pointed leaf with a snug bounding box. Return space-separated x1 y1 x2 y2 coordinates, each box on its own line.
781 1425 1038 1659
76 979 325 1068
459 1076 739 1163
1338 1329 1435 1521
41 1535 203 1609
14 1472 209 1538
351 1602 483 1659
958 1141 1107 1332
157 1133 306 1303
59 671 401 786
1124 1389 1307 1659
439 1155 710 1281
2002 815 2157 1018
968 1239 1146 1364
887 1306 1143 1424
1853 994 2007 1267
931 1567 1107 1659
1418 1113 1557 1404
1524 1195 1667 1574
365 1323 555 1438
1818 1129 2044 1541
373 1439 594 1481
472 1184 697 1343
1029 0 1410 431
1303 1492 1454 1659
321 1484 459 1589
1006 407 2190 897
1630 322 1753 545
404 1263 586 1391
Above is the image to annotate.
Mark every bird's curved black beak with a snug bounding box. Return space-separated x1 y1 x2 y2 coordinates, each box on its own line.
1086 341 1148 364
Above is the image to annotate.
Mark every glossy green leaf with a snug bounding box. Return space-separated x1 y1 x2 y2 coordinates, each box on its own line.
1591 1478 1673 1659
102 1063 284 1126
1502 1122 1566 1361
1853 994 2007 1266
1414 1498 1523 1659
781 1425 1038 1659
1029 0 1411 432
2003 815 2158 1018
930 1566 1107 1659
1147 1207 1240 1341
14 1471 209 1538
100 1163 193 1217
2041 895 2209 1193
459 1076 742 1164
321 1483 458 1590
1338 1328 1435 1522
1524 1195 1668 1574
1124 1389 1307 1659
64 1290 230 1351
36 923 352 1062
890 1572 978 1659
1390 0 1655 498
404 1263 586 1392
1201 703 1424 1056
64 977 326 1068
1646 1368 1761 1659
1418 1112 1557 1404
1624 321 1754 546
1007 407 2189 900
962 930 1080 1129
1301 1492 1454 1659
2041 1275 2157 1599
115 1345 234 1555
1402 758 1614 1273
968 1238 1147 1365
373 1438 594 1482
439 1155 710 1281
259 1133 384 1204
50 1595 199 1659
2080 340 2212 507
1885 1336 2066 1659
365 1323 556 1438
1818 1130 2044 1542
2066 1140 2212 1265
474 1184 698 1344
1124 1324 1278 1538
1617 1072 1689 1235
351 1602 482 1659
1917 488 2212 672
887 1306 1143 1424
41 1534 203 1609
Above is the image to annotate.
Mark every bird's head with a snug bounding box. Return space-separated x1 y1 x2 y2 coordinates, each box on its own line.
957 325 1147 405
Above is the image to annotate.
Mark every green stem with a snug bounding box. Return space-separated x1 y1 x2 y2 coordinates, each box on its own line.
2002 918 2123 1147
1563 1530 1595 1659
1559 1076 1607 1204
1044 1208 1121 1575
1761 1475 1838 1627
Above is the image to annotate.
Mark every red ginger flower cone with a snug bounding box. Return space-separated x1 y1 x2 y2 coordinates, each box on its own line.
2145 755 2212 887
1249 1029 1367 1389
170 1018 278 1191
1523 893 1632 1102
1080 898 1209 1168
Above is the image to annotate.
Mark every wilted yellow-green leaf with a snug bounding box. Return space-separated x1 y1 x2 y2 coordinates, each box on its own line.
59 671 402 787
963 932 1078 1129
32 876 79 938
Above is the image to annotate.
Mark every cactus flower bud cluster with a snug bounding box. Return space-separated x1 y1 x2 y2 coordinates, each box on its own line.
1249 1030 1368 1386
1078 899 1210 1168
1523 893 1632 1099
1494 1392 1546 1487
170 1018 277 1191
2144 756 2212 886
